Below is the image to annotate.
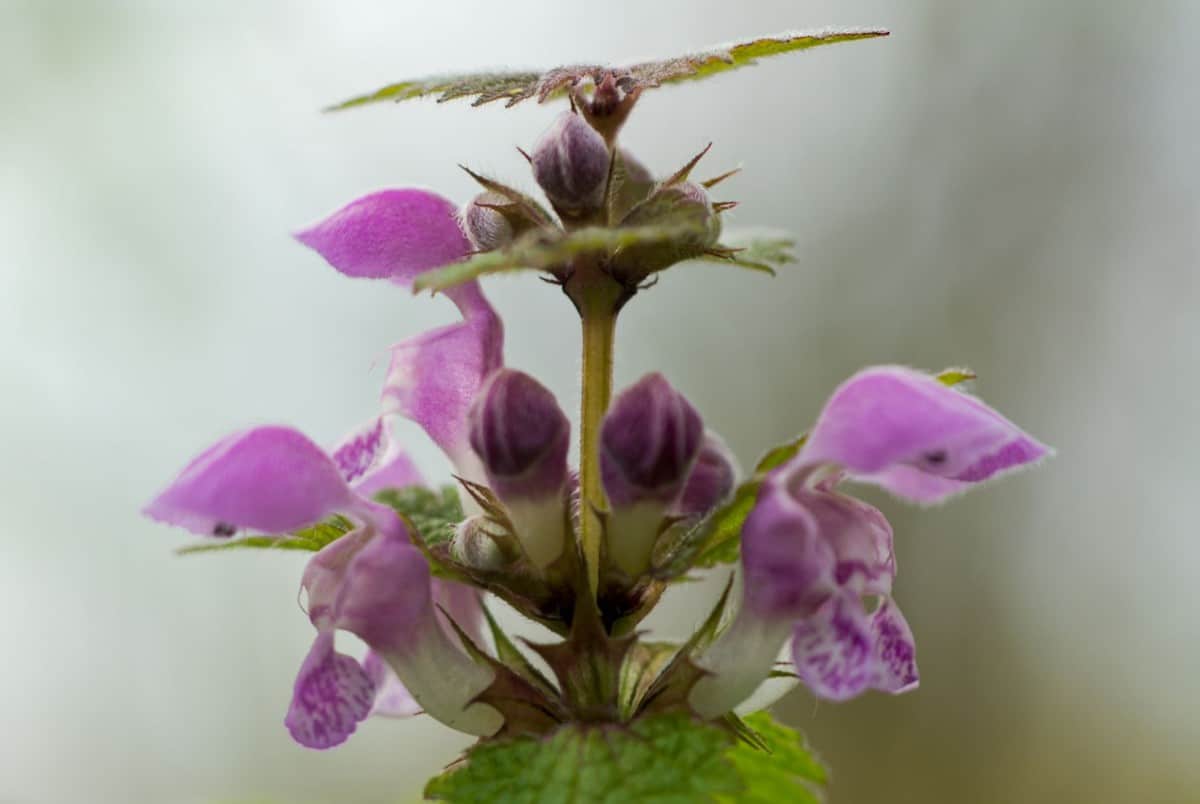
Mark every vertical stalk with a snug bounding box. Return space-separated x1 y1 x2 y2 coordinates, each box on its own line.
577 280 620 594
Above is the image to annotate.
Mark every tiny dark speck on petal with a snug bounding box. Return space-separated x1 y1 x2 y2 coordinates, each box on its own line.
923 450 948 466
212 522 237 538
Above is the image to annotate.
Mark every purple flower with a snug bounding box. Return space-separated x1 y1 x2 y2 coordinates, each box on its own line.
296 188 505 477
146 187 515 747
600 373 704 576
691 366 1048 716
144 421 491 747
468 369 571 568
799 365 1051 504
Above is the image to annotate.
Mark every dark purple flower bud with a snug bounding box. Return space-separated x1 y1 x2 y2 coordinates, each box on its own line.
468 369 570 568
600 373 703 576
601 373 703 506
462 191 515 251
531 111 610 217
673 431 738 518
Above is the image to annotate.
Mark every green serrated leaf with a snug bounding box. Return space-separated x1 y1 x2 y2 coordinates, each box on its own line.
329 70 578 111
424 711 826 803
754 433 808 474
715 712 828 804
176 515 356 555
330 30 887 112
424 714 742 802
373 484 463 548
633 29 888 89
413 221 711 292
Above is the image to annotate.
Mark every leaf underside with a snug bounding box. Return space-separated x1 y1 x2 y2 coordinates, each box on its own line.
175 515 357 555
330 29 889 111
176 484 462 555
424 711 826 803
700 230 797 275
413 220 712 292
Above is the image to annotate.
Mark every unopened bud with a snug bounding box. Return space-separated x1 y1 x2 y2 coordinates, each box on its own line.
468 369 570 568
673 431 738 518
610 148 655 221
450 515 510 572
462 192 515 251
531 111 610 218
600 373 703 577
611 181 721 282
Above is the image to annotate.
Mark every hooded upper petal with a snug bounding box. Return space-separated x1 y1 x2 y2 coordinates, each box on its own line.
143 426 356 536
796 366 1050 504
382 281 503 470
295 189 471 286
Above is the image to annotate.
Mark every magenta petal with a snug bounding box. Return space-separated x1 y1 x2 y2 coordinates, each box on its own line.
143 426 355 536
798 366 1051 504
433 579 485 646
353 447 425 498
870 599 919 694
285 631 375 750
791 593 876 702
330 418 389 485
791 485 895 597
301 527 372 627
791 594 919 701
334 537 435 656
740 480 839 620
295 189 471 286
382 283 503 467
362 650 422 718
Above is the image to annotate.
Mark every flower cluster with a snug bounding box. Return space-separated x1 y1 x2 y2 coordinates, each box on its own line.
145 60 1048 758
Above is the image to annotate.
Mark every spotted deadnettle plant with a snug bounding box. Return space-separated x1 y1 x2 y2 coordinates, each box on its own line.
145 29 1051 801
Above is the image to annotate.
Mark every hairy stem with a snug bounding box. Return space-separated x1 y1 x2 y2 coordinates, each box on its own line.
577 277 622 595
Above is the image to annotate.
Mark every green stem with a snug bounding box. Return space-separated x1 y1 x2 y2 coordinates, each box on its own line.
577 281 621 595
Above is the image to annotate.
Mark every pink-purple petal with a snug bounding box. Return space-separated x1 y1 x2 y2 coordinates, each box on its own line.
786 482 895 597
797 366 1051 504
331 418 389 485
143 426 355 536
382 283 503 467
295 189 471 286
433 579 485 646
870 599 919 694
353 446 425 498
300 527 372 627
363 650 422 718
284 631 375 750
791 594 920 702
791 593 876 701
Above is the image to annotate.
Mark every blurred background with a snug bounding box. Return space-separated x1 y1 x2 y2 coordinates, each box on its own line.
2 1 1196 802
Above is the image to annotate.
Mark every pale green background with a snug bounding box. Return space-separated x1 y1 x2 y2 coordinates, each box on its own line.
2 1 1196 802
